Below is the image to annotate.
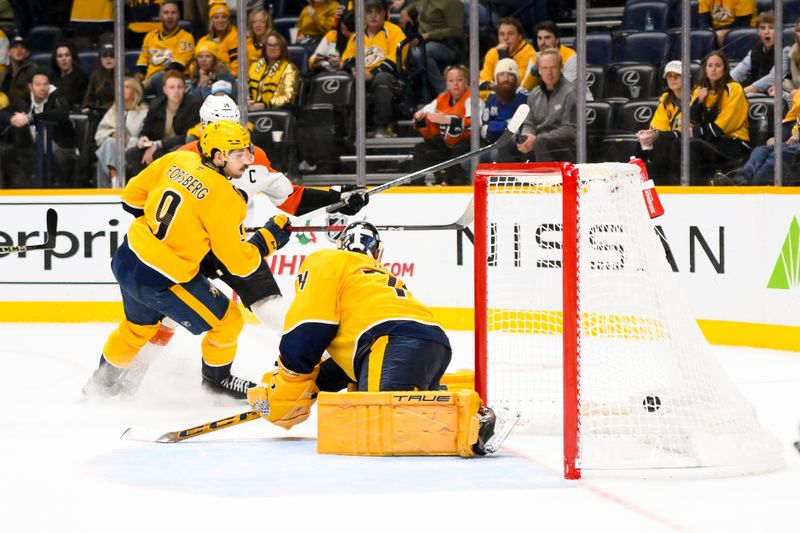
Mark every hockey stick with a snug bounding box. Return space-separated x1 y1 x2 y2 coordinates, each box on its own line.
121 410 261 443
0 208 58 253
249 197 475 233
298 104 531 219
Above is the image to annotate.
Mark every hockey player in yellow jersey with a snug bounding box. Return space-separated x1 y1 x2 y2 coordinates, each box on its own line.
247 222 499 456
84 120 292 399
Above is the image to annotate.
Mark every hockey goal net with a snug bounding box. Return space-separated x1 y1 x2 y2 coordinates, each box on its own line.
473 162 783 479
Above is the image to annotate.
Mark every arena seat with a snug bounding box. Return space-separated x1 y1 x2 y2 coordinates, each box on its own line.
606 62 659 100
669 0 700 30
586 33 613 66
614 31 669 65
69 112 95 187
585 101 614 162
585 65 607 101
78 51 99 74
666 29 717 63
601 98 661 162
620 1 670 32
26 25 60 53
249 109 297 174
31 52 51 68
747 96 776 148
274 17 299 44
723 28 759 63
287 45 309 76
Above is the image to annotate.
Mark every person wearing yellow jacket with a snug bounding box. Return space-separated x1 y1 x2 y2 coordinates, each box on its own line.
687 51 750 184
341 0 406 138
197 2 240 74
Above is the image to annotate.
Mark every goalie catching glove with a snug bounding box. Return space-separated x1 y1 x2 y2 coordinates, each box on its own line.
330 185 368 216
249 214 291 257
247 357 320 430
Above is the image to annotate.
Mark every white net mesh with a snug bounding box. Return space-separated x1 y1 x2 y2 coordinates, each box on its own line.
479 162 783 474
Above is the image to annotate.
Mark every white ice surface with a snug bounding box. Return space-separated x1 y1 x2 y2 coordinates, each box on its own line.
1 323 799 533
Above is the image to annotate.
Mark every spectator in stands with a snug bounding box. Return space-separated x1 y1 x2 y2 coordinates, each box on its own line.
408 65 482 185
1 34 36 104
82 33 116 114
186 40 236 101
183 0 210 40
481 58 527 160
296 0 343 54
711 90 800 185
198 2 240 73
699 0 755 47
501 48 576 163
309 9 355 75
521 21 577 93
51 41 89 112
781 18 800 103
247 32 300 111
0 68 77 188
341 0 406 138
0 28 9 87
247 7 275 67
135 0 195 97
125 70 202 176
399 0 464 97
689 51 751 185
638 61 685 186
478 17 535 101
94 77 148 188
731 11 790 96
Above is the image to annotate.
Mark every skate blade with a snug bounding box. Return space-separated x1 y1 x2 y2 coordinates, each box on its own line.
484 411 522 454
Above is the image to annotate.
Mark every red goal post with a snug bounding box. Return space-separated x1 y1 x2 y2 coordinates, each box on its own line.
473 162 783 479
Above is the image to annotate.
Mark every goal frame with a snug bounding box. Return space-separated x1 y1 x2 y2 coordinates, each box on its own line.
474 162 582 479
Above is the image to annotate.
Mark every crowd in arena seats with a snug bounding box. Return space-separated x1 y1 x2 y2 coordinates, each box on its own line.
2 0 800 188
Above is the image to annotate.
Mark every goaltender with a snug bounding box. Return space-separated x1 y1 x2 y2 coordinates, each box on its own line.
247 221 498 457
84 120 292 399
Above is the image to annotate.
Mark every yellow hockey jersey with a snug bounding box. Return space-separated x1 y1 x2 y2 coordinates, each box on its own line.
651 91 683 133
698 0 756 29
198 28 240 74
280 249 449 379
137 26 195 79
341 21 407 72
690 82 749 141
121 150 263 283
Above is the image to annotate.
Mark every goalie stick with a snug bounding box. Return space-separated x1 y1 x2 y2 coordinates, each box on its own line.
249 198 475 233
297 104 531 220
121 410 260 443
0 208 58 253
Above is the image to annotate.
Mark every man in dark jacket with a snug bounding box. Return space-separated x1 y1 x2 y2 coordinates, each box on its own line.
125 70 202 177
0 34 37 104
0 68 76 188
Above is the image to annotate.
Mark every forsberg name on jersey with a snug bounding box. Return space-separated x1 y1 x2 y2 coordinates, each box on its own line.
166 164 209 199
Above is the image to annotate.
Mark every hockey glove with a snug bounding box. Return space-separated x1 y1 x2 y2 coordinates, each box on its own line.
330 184 369 216
247 357 320 430
249 214 291 257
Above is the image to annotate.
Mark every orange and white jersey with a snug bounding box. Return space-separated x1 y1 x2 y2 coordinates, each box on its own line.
179 140 304 222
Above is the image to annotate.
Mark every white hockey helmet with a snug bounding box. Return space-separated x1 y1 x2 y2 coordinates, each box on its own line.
200 94 241 126
337 221 383 262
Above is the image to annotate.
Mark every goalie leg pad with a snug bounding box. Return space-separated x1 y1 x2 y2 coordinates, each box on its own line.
440 369 475 392
317 389 483 457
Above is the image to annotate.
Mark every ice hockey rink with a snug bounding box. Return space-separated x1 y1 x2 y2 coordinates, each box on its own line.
0 322 797 533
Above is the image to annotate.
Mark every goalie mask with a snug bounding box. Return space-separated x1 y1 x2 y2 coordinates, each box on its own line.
338 221 383 262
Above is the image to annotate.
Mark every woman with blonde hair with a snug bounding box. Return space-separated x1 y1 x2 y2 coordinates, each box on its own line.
94 77 149 188
246 7 274 67
247 31 300 110
187 40 236 100
197 2 240 73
